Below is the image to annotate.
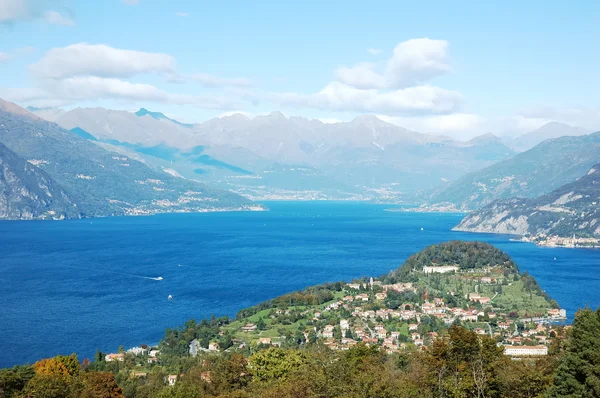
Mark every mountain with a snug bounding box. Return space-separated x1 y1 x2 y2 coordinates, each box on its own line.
0 98 254 218
30 106 517 201
429 132 600 210
135 108 194 128
454 164 600 246
0 141 81 220
25 106 65 122
509 122 591 152
51 107 198 148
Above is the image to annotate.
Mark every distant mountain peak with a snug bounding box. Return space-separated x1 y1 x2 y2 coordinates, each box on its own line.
134 108 193 128
135 108 165 118
220 113 250 121
511 121 592 151
267 111 286 119
467 133 502 145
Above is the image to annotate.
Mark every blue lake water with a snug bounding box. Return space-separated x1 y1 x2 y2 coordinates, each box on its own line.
1 201 599 367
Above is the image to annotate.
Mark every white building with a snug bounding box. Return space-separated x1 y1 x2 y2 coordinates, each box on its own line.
503 345 548 356
423 265 459 274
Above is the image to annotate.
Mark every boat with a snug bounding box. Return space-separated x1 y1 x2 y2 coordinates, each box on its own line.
168 295 173 300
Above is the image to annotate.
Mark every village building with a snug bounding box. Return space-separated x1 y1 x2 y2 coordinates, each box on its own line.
504 345 548 356
167 375 178 386
323 325 335 339
105 353 125 362
423 265 459 274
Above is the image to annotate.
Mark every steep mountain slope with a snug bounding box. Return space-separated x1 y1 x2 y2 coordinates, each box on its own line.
509 122 591 152
0 98 253 217
429 132 600 210
0 142 81 220
454 164 600 245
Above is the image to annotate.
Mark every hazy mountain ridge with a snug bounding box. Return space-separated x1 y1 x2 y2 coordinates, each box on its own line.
454 163 600 243
0 99 254 219
428 132 600 210
31 106 518 200
507 121 592 152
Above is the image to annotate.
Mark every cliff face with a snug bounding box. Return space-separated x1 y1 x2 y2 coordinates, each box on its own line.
454 164 600 239
0 142 81 220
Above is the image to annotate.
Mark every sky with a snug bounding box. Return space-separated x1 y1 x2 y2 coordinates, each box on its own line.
1 0 599 139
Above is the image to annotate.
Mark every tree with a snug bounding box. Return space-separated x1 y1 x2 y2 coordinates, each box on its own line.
33 358 70 377
22 374 75 398
549 307 600 397
0 365 35 397
249 347 306 381
256 317 266 331
93 350 104 364
80 372 124 398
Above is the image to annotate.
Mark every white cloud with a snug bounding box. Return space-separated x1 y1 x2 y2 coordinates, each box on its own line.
30 43 177 79
274 81 462 115
43 10 74 26
336 38 450 89
4 77 243 109
378 113 486 140
15 42 255 109
175 12 189 17
0 1 73 25
47 76 194 104
0 52 10 63
367 48 382 55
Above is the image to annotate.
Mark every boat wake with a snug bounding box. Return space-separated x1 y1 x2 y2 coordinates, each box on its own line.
146 276 163 281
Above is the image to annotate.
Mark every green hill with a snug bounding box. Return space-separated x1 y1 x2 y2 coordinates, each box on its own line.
429 132 600 210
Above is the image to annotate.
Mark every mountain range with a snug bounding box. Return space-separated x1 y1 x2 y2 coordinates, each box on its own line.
28 106 524 201
454 163 600 244
0 99 254 220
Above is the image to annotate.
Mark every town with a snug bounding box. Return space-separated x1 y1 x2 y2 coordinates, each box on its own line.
105 258 568 384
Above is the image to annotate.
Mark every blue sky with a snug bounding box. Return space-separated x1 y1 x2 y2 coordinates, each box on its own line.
1 0 599 138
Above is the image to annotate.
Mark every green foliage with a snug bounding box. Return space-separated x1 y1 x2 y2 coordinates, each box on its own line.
0 365 34 397
390 241 516 282
249 347 307 381
549 307 600 397
80 371 124 398
235 282 342 319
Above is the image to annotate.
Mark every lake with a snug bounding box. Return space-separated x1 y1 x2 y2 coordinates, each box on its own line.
1 201 599 367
